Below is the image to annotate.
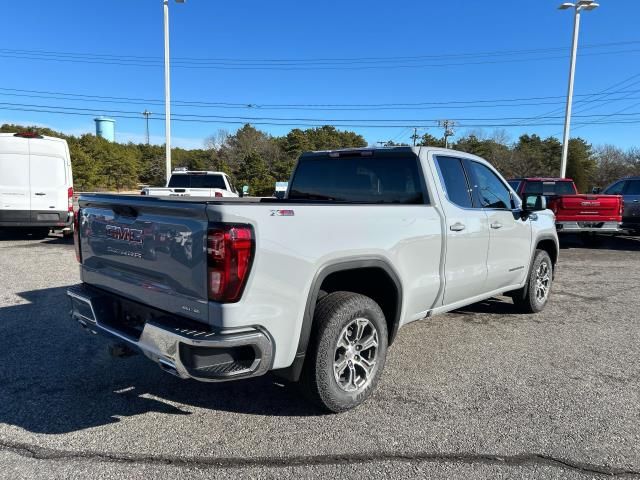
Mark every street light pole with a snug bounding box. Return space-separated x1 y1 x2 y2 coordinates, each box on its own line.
559 1 599 179
163 0 172 185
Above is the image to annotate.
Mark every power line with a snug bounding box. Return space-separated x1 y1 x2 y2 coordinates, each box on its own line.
3 104 640 129
513 72 640 126
1 48 639 71
2 86 640 112
2 39 640 64
4 100 640 125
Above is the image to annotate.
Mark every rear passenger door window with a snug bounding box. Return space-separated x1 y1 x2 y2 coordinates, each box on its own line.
468 161 512 210
625 180 640 195
434 156 473 208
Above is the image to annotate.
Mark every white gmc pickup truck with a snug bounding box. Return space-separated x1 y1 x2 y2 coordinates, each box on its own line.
141 169 239 198
68 147 558 412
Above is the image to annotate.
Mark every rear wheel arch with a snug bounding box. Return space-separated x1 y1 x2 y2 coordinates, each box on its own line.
276 258 402 382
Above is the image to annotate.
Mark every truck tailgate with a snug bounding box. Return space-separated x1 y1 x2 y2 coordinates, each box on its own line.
78 195 210 324
554 195 622 222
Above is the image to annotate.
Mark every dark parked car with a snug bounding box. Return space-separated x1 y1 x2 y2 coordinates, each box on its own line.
601 176 640 234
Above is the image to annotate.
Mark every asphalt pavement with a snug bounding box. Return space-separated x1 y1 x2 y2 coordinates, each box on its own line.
0 230 639 479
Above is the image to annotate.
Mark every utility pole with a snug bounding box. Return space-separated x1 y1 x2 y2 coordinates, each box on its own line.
142 110 152 145
410 127 420 147
163 0 172 183
558 1 599 178
162 0 185 184
437 120 456 148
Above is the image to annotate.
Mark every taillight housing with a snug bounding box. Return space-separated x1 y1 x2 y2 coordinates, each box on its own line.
214 191 223 198
207 225 254 303
68 186 74 212
73 208 81 263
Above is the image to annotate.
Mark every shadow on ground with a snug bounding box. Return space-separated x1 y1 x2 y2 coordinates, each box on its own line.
559 233 640 252
0 230 72 244
0 286 320 435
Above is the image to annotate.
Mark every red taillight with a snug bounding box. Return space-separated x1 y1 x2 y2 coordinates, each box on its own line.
13 131 43 139
73 209 81 262
68 187 74 212
207 225 254 303
214 191 223 198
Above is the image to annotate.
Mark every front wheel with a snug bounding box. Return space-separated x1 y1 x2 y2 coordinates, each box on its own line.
301 291 388 413
511 249 553 313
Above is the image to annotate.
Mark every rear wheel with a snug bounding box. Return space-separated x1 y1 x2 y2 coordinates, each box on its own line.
301 291 388 413
511 249 553 313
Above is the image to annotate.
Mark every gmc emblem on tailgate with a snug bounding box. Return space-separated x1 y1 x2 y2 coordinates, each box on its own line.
105 225 143 245
581 201 600 207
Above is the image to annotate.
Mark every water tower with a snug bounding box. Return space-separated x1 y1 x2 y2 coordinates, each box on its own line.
94 117 116 142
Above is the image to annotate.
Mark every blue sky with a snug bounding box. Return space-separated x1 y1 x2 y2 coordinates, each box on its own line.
0 0 639 149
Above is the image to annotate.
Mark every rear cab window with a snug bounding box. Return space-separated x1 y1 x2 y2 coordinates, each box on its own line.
168 174 227 189
524 180 576 196
507 180 521 192
288 151 427 204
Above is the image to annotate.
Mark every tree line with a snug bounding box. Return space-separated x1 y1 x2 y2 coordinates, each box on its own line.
2 123 638 194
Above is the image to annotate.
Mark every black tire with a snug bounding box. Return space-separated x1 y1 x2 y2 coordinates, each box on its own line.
511 249 553 314
301 291 388 413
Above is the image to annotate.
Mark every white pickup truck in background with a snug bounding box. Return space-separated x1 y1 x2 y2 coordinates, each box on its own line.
141 168 239 198
69 147 558 412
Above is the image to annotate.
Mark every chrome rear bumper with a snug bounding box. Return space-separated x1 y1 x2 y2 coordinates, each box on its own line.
67 284 273 382
556 221 621 233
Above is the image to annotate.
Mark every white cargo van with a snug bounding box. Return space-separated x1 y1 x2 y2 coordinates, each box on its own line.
0 132 74 238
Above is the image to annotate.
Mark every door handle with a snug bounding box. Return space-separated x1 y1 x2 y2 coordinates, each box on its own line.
34 192 46 196
490 222 503 229
633 200 639 203
450 222 466 232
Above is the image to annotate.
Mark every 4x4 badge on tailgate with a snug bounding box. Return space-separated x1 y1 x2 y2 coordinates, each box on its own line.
105 225 143 245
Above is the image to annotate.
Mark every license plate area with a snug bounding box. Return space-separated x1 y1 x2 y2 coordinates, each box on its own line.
99 296 149 341
578 222 604 228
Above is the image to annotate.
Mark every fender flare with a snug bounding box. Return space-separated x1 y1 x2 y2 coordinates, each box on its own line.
275 257 403 381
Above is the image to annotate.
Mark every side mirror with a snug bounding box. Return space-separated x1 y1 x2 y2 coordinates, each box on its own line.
592 186 602 194
523 194 547 212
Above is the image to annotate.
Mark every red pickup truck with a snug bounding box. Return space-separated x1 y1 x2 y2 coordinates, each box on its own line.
508 178 623 238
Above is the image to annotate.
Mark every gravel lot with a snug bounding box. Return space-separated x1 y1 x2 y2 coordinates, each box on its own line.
0 230 639 479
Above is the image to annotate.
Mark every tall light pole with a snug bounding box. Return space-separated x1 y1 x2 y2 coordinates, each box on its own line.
558 0 599 178
163 0 185 185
